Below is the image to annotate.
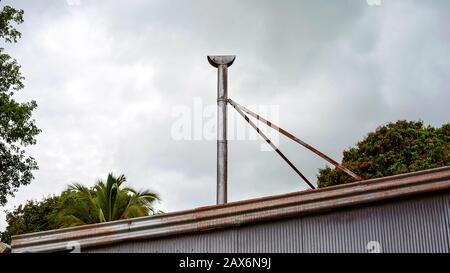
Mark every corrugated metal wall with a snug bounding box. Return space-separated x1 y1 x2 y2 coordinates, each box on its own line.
85 192 450 253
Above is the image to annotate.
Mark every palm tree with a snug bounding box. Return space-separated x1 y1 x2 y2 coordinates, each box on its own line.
54 173 160 227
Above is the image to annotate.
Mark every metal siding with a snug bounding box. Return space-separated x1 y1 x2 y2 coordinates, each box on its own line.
84 193 450 253
375 195 448 253
85 228 238 253
301 207 376 253
302 194 449 253
442 194 450 253
236 217 302 253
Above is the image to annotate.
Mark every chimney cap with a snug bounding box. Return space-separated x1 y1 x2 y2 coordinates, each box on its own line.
207 55 236 68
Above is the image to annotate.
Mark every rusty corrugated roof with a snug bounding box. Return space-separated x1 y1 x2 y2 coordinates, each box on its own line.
11 166 450 253
0 242 11 253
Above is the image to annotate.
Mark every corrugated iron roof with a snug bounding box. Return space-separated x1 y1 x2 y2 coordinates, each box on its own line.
0 242 11 253
11 166 450 253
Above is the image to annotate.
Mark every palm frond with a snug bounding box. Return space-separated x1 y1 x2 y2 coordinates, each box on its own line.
55 174 161 227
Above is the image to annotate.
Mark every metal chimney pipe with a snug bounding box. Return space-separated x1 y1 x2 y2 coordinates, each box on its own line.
208 55 236 205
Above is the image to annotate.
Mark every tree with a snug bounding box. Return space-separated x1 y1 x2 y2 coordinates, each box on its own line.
0 195 61 244
0 1 41 205
1 173 161 244
51 173 160 227
317 120 450 188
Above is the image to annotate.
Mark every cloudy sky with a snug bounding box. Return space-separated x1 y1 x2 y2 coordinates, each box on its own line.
1 0 449 230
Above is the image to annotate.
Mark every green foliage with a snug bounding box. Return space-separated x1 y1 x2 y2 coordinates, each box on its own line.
56 173 161 227
0 1 24 43
0 1 40 205
1 173 161 243
317 120 450 188
0 195 61 244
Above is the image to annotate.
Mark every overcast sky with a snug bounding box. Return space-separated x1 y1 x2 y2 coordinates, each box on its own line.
1 0 449 230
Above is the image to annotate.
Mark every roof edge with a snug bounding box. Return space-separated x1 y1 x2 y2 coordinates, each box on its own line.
0 242 11 253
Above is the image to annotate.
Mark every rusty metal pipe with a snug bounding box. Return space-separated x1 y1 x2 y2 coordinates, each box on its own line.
228 98 363 181
208 55 236 204
230 102 316 189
